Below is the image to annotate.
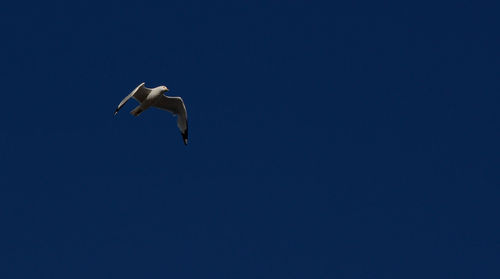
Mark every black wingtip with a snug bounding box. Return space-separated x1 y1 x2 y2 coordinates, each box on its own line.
181 128 188 146
182 133 188 145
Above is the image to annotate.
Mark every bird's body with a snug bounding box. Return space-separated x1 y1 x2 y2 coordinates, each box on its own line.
114 82 189 145
143 87 163 108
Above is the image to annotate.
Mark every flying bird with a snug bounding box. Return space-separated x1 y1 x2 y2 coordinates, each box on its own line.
114 82 188 145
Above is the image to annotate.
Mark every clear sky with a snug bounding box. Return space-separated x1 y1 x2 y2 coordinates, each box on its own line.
1 1 499 278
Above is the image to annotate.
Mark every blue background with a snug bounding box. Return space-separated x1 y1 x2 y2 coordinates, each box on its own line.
1 1 499 278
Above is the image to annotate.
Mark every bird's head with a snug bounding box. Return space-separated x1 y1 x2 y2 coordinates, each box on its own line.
161 86 169 92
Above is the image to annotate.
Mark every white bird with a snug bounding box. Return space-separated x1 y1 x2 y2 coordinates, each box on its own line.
114 82 189 145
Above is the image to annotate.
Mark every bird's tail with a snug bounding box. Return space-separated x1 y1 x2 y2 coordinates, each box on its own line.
130 106 144 116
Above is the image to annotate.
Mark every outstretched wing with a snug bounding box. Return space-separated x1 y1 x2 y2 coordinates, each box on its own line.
153 95 189 145
114 82 151 115
153 95 186 115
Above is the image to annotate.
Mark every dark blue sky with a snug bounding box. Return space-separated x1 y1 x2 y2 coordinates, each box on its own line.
1 1 499 278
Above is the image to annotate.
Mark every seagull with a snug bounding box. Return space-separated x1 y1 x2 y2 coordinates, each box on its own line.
114 82 189 145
